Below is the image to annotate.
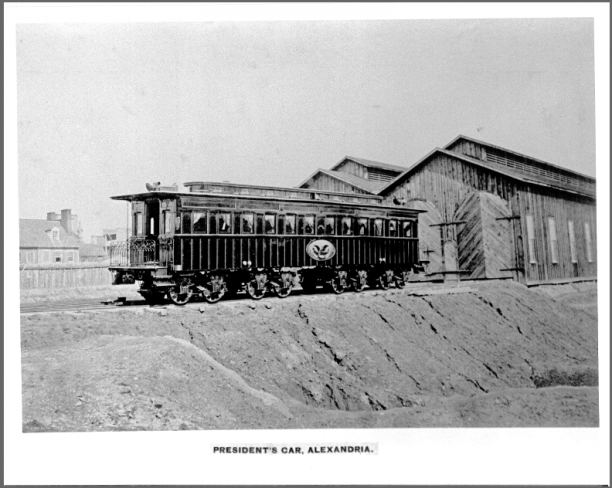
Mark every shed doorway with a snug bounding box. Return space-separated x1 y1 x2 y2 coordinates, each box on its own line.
455 191 516 280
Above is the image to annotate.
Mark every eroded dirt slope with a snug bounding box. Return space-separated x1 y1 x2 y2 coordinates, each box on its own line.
21 281 598 431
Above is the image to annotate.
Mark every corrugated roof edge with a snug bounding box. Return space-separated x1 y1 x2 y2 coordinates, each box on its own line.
445 134 596 181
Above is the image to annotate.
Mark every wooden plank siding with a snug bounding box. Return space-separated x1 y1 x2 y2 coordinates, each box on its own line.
517 185 597 283
334 160 369 179
381 153 596 283
20 264 113 289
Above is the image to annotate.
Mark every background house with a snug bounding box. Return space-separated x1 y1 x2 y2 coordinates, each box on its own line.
300 136 597 285
20 211 81 265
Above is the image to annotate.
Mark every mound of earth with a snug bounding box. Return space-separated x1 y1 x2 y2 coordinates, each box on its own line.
21 281 598 431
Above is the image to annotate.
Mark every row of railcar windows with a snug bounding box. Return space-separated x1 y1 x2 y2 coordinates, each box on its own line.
174 211 415 238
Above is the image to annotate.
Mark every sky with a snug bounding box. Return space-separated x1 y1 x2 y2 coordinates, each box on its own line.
15 16 597 242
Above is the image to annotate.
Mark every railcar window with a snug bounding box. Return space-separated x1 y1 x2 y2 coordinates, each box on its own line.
181 212 192 234
164 211 172 235
134 212 143 236
372 219 383 236
304 216 314 234
357 218 368 236
317 217 325 235
389 220 397 237
264 215 276 234
193 212 207 234
285 215 296 234
402 221 412 237
341 217 353 236
242 213 254 233
278 215 285 235
325 217 335 235
218 213 232 234
256 215 263 234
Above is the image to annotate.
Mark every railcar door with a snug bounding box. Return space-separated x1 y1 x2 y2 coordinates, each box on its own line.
145 200 160 238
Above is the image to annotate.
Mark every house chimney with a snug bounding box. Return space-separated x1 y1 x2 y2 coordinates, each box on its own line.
61 209 72 234
47 212 61 221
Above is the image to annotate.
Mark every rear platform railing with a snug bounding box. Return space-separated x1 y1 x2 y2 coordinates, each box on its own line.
109 238 158 266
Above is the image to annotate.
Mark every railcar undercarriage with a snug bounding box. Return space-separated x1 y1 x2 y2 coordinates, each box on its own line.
111 263 422 306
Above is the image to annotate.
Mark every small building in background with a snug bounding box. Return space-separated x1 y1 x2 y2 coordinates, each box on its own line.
19 216 80 265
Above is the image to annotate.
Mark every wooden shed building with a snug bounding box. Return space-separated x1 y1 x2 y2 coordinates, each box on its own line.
299 135 597 285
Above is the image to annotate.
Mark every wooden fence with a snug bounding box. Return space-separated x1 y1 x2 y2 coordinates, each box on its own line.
19 262 113 290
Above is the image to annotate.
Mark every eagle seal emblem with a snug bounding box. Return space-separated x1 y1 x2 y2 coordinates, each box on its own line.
306 239 336 261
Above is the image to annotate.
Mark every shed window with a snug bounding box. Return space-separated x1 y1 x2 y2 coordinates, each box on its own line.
403 221 413 237
585 222 593 262
526 214 536 264
42 251 50 263
548 217 558 264
285 215 296 234
357 218 368 236
241 213 254 234
67 251 75 262
193 212 208 234
341 217 353 236
218 213 232 234
264 215 276 234
54 252 62 263
568 221 577 263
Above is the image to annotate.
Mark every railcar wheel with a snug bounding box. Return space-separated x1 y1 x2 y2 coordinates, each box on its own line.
168 286 192 306
201 274 227 304
202 290 223 304
274 284 293 298
247 272 268 300
377 270 394 290
273 272 294 298
395 270 410 289
246 280 266 300
329 270 348 295
352 270 368 292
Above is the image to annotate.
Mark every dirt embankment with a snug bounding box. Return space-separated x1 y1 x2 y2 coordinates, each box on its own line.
21 281 598 431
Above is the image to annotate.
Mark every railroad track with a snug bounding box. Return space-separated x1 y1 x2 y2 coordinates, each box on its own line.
19 281 483 315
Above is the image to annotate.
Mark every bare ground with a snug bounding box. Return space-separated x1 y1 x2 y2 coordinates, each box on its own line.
21 280 598 431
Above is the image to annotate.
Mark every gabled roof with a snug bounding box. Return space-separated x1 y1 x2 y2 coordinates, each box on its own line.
330 156 407 174
20 219 80 249
378 148 596 199
298 168 387 194
445 134 596 181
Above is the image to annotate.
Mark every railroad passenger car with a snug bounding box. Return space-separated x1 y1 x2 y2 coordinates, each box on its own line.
109 181 423 305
